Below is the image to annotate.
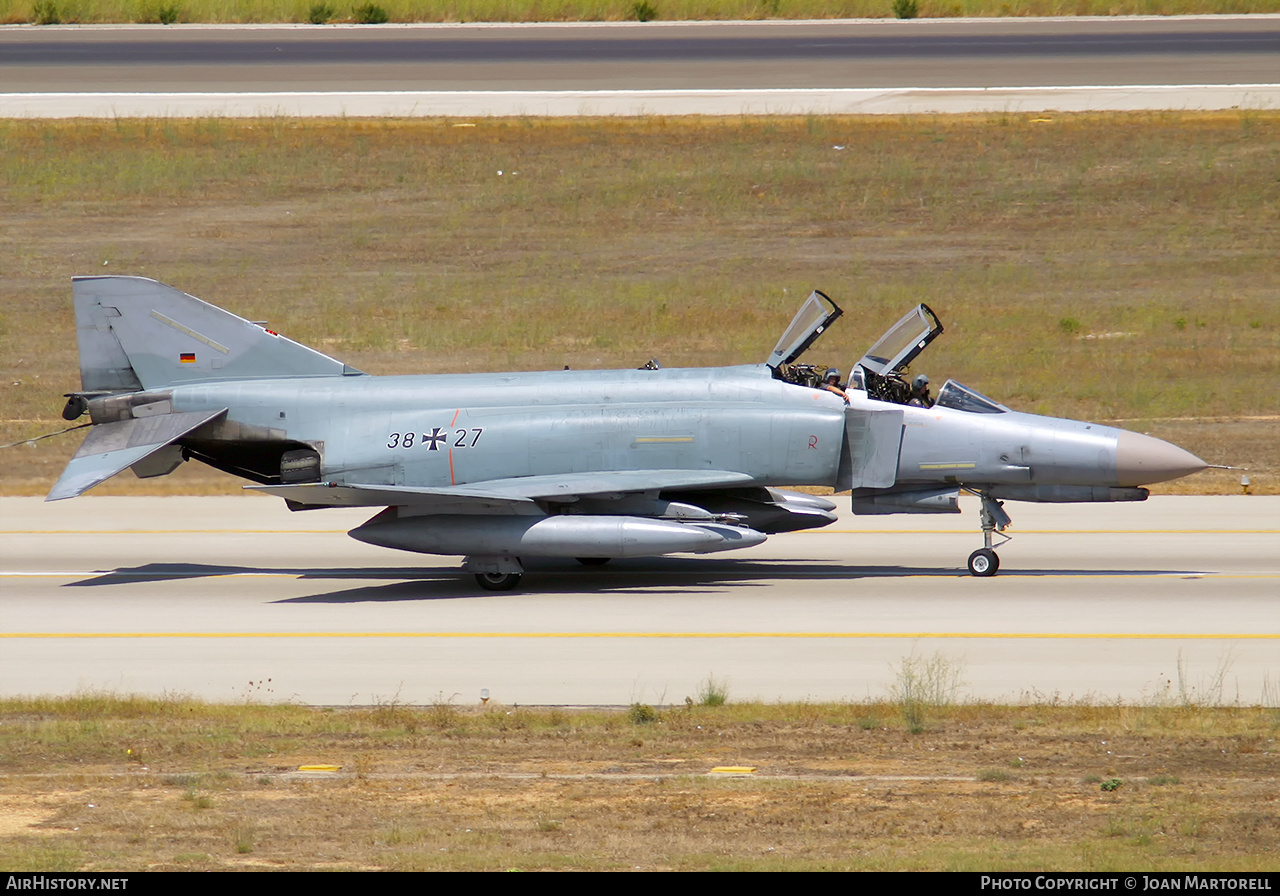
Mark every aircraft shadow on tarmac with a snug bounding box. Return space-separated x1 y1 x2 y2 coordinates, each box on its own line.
63 560 1205 603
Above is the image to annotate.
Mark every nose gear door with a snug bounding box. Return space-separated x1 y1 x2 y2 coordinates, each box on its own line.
835 406 904 491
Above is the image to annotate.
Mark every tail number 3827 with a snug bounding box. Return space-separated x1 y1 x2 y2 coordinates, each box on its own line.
387 428 484 451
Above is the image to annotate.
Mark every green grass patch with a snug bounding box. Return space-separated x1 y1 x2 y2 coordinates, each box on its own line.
889 650 964 733
696 674 730 707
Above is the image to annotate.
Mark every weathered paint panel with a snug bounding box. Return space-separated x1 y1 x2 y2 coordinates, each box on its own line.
167 366 850 491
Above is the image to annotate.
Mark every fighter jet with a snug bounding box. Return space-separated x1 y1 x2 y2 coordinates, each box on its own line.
51 277 1207 589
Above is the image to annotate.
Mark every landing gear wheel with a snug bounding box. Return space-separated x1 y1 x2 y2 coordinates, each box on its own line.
475 572 522 591
967 548 999 577
575 557 611 567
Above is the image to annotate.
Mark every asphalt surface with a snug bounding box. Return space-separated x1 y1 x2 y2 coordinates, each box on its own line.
3 495 1276 706
3 19 1278 90
1 18 1278 115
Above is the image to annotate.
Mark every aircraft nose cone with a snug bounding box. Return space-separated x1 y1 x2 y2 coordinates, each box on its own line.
1115 431 1207 486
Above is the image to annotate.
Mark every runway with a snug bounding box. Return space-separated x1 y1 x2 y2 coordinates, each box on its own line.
2 495 1276 706
2 18 1278 115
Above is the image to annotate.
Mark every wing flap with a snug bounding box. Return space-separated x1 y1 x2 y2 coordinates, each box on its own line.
248 482 544 515
469 469 756 500
47 408 228 501
250 470 756 512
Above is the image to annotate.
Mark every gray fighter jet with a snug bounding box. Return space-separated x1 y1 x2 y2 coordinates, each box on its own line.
51 277 1207 589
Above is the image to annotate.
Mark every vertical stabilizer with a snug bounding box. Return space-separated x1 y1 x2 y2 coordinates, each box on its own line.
72 276 362 391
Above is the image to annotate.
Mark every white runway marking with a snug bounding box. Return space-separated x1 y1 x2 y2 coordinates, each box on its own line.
4 85 1278 118
4 496 1277 704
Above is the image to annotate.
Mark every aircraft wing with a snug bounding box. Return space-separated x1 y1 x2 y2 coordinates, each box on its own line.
250 469 756 512
47 408 228 501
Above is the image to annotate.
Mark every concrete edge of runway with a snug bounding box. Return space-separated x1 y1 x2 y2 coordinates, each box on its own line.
4 84 1279 117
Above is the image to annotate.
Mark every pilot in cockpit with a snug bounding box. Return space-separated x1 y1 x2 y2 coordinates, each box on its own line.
908 374 933 408
821 367 850 404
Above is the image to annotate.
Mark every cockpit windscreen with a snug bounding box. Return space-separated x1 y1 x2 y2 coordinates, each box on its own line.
934 381 1007 414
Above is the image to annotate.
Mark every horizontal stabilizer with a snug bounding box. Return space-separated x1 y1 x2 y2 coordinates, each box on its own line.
250 470 756 511
47 408 227 501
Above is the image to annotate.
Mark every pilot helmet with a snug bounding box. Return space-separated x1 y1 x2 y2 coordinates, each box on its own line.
913 374 930 390
825 368 841 382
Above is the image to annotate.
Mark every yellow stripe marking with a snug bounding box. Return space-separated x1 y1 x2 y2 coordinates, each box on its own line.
633 436 695 443
801 529 1280 535
6 530 349 535
4 572 1277 581
1 632 1276 640
6 528 1277 536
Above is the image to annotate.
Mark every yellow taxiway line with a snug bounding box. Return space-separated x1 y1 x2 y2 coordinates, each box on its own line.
6 528 1278 536
2 631 1276 640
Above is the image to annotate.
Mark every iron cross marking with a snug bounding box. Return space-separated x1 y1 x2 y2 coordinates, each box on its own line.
423 428 447 451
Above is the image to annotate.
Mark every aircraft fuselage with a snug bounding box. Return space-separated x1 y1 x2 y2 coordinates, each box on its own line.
118 364 849 491
101 363 1160 498
54 277 1208 586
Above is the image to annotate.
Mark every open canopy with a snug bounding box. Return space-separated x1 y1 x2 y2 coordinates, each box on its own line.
766 290 843 370
856 304 943 377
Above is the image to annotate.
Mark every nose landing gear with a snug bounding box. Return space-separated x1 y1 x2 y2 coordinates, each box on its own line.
967 547 999 577
966 492 1012 577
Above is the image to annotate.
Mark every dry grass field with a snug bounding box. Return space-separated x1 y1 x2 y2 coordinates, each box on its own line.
1 114 1277 495
4 0 1277 25
0 695 1277 871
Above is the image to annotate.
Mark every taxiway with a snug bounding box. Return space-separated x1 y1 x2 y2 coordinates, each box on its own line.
2 18 1278 115
2 495 1275 706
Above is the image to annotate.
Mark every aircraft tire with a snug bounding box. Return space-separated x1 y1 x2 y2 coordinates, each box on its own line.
575 557 611 567
967 548 999 577
475 572 522 591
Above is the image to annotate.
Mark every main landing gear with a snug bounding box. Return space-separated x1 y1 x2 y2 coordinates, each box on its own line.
465 556 612 590
465 555 524 591
475 571 522 591
966 492 1012 577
